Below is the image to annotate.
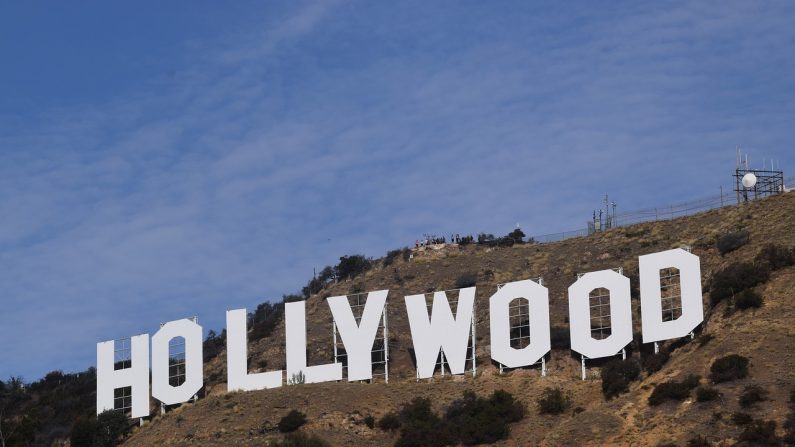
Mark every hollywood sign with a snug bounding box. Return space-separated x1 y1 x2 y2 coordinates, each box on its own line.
97 248 702 418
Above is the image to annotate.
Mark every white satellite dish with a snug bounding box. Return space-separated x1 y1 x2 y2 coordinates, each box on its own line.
742 173 757 188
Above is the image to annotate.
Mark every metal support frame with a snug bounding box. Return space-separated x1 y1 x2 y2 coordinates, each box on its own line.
332 293 389 383
495 278 546 376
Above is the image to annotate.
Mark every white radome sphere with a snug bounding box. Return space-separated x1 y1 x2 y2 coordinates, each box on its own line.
742 173 757 188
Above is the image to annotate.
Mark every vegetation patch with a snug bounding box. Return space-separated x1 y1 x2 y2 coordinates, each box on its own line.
710 262 770 306
454 272 478 289
642 350 670 374
536 387 571 415
738 385 767 408
716 229 750 255
278 410 308 433
738 419 779 445
70 410 131 447
648 374 700 406
710 354 749 383
734 289 763 310
695 386 720 402
391 390 524 447
601 358 641 399
272 431 332 447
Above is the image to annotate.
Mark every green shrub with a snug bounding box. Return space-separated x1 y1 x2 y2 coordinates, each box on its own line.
710 354 749 383
642 350 670 374
601 358 641 399
739 419 779 445
394 398 454 447
454 273 478 289
364 415 375 429
695 386 720 402
69 416 96 447
716 230 750 255
71 410 132 447
739 385 767 408
383 248 411 267
336 255 372 280
393 391 524 446
377 412 401 430
278 410 308 433
537 387 571 415
272 431 332 447
732 412 753 426
648 375 700 406
735 289 763 309
756 243 795 270
444 390 524 445
710 262 770 306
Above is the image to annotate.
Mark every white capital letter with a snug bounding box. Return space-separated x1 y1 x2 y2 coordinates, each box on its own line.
96 334 150 418
568 270 632 359
151 319 203 405
227 309 283 391
327 290 388 381
405 288 475 379
490 280 550 368
640 248 703 343
285 300 343 384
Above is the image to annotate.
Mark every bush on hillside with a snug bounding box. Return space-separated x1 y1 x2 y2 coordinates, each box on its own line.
70 410 131 447
383 248 411 267
250 302 285 341
394 397 454 447
735 289 763 310
364 415 375 429
716 230 750 255
271 431 332 447
444 390 524 445
739 385 767 408
648 375 700 406
732 412 753 426
710 354 749 383
377 412 401 431
537 387 571 415
550 326 570 350
455 272 478 289
756 243 795 270
642 350 670 374
601 358 641 399
710 262 770 306
695 386 720 402
739 419 779 445
278 410 307 433
392 390 524 447
336 255 373 280
203 329 226 362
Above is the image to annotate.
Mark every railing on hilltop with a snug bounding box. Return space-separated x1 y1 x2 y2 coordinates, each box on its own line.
527 175 795 245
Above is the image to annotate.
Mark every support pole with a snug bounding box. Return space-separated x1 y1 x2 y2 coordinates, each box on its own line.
383 306 389 384
581 355 587 380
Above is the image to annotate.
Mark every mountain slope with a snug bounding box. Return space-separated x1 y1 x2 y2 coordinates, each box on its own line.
122 192 795 446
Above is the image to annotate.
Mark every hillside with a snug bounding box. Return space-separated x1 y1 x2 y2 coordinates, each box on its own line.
119 192 795 447
7 193 793 447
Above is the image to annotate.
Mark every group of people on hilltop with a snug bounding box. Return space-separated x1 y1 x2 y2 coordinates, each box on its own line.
415 233 473 248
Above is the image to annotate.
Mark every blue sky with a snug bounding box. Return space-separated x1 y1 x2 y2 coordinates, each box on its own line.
1 1 794 380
